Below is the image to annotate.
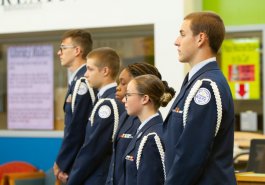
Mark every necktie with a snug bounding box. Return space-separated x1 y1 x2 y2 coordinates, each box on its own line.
181 73 189 88
66 83 71 95
167 73 189 112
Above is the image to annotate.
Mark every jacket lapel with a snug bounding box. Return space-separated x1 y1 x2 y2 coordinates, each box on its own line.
123 115 163 158
63 83 75 110
63 65 87 110
116 115 140 142
115 113 129 141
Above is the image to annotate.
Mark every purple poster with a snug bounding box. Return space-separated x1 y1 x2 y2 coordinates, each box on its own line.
7 45 54 130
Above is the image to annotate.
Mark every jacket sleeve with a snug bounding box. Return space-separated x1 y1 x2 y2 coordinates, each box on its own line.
56 91 93 173
67 101 116 185
165 82 219 185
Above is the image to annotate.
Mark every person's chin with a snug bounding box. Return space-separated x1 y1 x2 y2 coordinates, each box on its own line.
126 110 132 116
178 58 186 63
115 95 122 102
127 111 135 116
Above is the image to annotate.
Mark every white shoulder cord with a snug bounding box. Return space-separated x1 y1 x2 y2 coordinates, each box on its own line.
71 77 96 113
183 79 222 136
89 98 119 141
136 132 166 180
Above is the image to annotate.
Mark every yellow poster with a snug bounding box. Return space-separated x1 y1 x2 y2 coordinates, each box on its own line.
221 38 260 99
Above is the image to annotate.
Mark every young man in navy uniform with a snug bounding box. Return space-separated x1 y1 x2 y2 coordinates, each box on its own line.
163 12 236 185
64 47 125 185
53 29 96 181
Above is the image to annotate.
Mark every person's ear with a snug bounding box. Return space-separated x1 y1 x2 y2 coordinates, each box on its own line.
142 94 150 105
102 66 110 77
197 32 207 47
75 46 82 57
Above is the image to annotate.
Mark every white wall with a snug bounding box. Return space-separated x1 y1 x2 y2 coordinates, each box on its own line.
0 0 185 118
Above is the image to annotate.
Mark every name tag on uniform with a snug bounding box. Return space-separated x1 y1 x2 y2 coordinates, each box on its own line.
119 133 133 139
125 155 134 161
173 107 183 113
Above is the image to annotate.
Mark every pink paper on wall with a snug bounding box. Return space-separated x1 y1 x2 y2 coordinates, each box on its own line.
7 45 54 130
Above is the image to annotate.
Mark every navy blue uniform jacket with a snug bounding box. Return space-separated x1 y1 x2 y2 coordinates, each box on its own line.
106 112 140 185
164 62 236 185
56 65 96 173
67 86 125 185
120 115 165 185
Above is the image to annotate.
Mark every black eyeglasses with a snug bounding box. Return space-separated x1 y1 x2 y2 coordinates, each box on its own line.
124 92 144 102
58 45 76 53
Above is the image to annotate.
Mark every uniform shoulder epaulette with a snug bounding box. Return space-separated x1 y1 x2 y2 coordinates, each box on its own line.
136 132 166 180
89 98 119 141
183 79 222 136
71 77 96 113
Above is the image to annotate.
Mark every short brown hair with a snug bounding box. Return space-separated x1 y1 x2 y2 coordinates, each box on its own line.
184 11 225 54
61 29 93 59
87 47 121 80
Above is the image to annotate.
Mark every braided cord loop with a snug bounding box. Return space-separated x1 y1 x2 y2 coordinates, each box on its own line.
71 77 96 113
136 132 166 180
89 98 119 141
183 79 222 136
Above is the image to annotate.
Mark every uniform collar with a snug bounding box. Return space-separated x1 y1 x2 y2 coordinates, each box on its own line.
97 82 117 99
68 64 86 85
188 57 216 81
137 113 159 134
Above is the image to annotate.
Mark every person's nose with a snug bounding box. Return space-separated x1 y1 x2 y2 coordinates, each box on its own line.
122 96 126 103
57 49 62 56
116 85 121 91
174 36 180 46
84 70 89 79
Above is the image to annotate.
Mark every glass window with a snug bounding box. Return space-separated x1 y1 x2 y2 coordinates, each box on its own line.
0 24 154 130
218 29 263 133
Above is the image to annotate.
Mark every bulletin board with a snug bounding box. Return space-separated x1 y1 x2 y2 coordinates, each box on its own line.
221 38 260 100
221 25 265 134
7 45 54 130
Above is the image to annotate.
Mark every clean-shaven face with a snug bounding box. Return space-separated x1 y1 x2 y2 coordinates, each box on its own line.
57 37 76 68
123 80 143 116
116 69 133 102
84 58 104 89
174 19 198 63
